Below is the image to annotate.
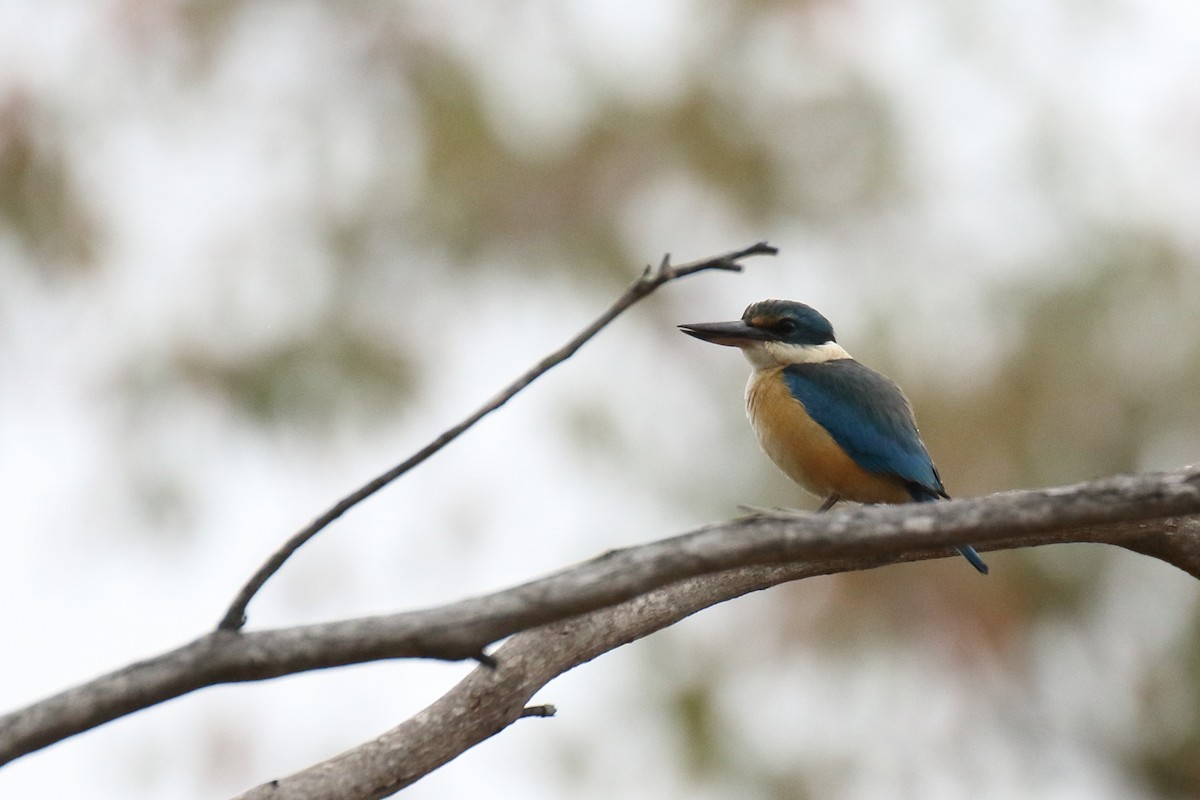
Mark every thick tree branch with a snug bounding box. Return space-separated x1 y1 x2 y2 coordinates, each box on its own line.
234 565 820 800
217 242 778 632
236 474 1200 799
2 467 1198 771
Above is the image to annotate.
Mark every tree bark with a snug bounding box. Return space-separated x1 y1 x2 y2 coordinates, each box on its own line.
3 466 1198 797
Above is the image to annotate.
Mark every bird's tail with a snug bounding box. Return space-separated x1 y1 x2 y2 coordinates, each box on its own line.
909 486 989 575
956 544 989 575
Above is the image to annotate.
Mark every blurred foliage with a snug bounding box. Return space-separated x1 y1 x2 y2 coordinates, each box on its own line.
989 230 1197 487
671 678 723 777
173 326 417 428
1133 606 1200 797
0 92 95 271
4 1 1199 797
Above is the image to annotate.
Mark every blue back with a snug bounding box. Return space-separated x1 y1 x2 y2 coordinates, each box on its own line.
781 360 946 500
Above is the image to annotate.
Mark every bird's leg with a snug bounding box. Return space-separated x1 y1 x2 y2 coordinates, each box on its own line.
816 493 841 513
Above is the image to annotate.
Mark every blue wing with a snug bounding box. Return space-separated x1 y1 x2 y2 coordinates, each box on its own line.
784 361 989 574
781 360 946 499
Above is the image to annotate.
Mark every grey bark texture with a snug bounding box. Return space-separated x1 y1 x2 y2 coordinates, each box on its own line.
3 466 1198 799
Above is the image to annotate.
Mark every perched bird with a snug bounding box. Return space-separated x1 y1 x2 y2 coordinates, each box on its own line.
679 299 987 574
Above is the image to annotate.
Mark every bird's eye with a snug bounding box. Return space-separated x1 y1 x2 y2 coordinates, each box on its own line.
775 319 797 334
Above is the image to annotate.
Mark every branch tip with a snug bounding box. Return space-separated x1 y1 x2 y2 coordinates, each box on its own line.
474 652 500 670
520 704 557 719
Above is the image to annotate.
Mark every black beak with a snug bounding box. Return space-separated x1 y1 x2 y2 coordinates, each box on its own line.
677 320 773 347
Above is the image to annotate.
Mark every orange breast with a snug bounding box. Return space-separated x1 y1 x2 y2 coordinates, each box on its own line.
745 368 912 504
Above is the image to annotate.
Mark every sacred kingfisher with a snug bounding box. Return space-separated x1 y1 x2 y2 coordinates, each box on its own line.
679 299 988 574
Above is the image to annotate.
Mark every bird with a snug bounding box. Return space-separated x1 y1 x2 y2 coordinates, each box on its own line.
679 298 988 574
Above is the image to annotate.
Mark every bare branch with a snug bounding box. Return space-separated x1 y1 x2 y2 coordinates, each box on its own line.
233 566 813 800
217 242 779 632
236 479 1200 799
3 467 1197 770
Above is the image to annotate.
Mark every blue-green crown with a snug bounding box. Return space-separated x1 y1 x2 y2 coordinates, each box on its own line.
742 299 836 345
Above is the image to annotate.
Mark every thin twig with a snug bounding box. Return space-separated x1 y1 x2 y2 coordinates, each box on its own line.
216 242 778 631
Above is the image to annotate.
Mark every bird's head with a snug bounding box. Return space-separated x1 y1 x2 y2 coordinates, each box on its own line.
678 299 850 369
